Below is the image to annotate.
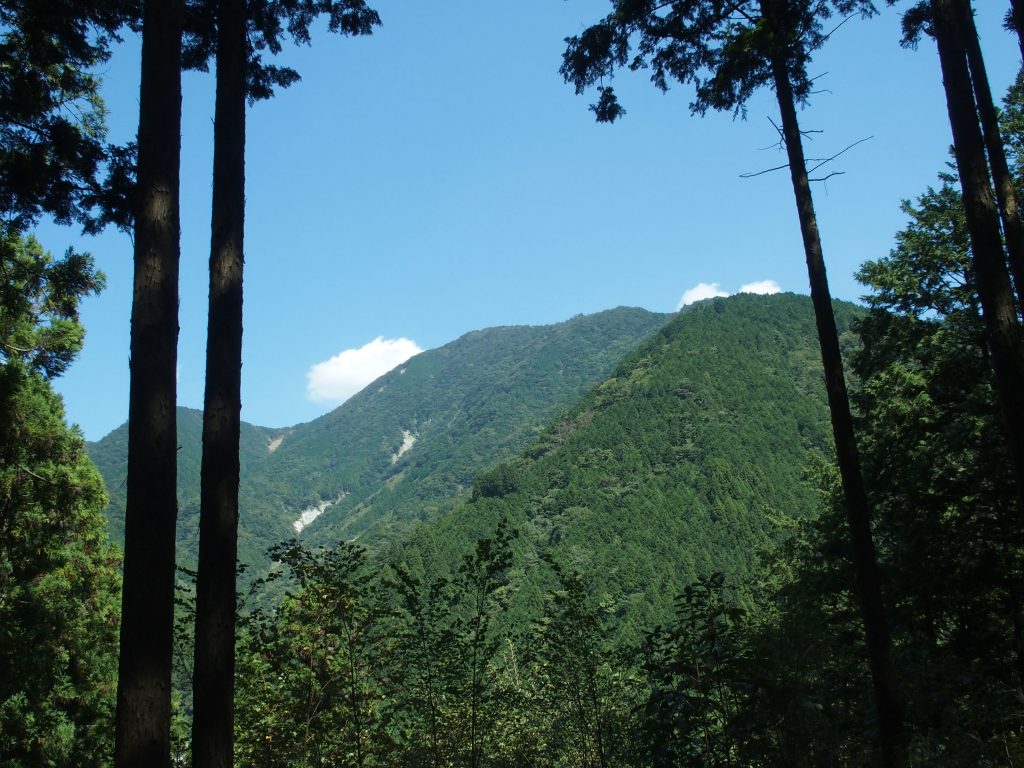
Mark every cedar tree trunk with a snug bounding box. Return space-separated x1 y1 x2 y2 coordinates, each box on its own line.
931 0 1024 520
960 0 1024 308
932 0 1024 685
760 2 904 764
191 0 246 766
115 1 183 767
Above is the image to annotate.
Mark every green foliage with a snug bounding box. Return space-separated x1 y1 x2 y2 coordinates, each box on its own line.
378 520 519 766
527 562 638 767
235 540 390 767
849 176 1022 762
640 573 752 768
451 519 515 768
705 154 1024 765
385 562 460 765
561 0 876 122
234 524 641 768
0 0 137 230
0 230 119 767
0 230 105 378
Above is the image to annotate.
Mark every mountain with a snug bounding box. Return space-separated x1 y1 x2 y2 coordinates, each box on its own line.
87 307 671 567
399 293 861 640
86 408 289 567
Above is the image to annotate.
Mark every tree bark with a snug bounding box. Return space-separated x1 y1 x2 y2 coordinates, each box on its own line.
931 0 1024 522
960 0 1024 309
115 2 183 767
759 3 903 764
191 0 247 766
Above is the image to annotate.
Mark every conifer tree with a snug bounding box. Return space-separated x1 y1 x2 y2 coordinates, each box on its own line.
915 0 1024 523
956 0 1024 308
190 6 379 767
0 231 119 768
561 2 903 763
190 1 246 766
0 0 137 231
116 2 184 766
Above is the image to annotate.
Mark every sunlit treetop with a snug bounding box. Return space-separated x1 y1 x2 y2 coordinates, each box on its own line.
0 229 104 379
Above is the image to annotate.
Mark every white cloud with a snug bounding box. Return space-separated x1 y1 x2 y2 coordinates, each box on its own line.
739 279 782 295
677 282 729 309
306 337 423 403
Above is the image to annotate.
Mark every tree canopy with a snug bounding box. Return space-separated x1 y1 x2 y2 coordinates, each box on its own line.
0 229 119 768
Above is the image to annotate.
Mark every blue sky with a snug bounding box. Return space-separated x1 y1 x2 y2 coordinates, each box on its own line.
37 1 1022 440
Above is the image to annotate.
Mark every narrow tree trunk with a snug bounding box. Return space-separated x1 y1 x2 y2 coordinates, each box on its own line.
759 4 903 764
960 0 1024 308
932 0 1024 521
191 0 246 765
115 1 183 767
1009 0 1024 62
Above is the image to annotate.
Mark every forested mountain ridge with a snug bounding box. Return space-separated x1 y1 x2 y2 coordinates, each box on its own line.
87 306 670 566
288 306 672 549
401 292 862 640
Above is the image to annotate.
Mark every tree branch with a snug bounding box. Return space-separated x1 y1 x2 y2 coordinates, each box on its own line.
740 162 791 178
809 171 845 182
806 135 873 175
16 464 47 482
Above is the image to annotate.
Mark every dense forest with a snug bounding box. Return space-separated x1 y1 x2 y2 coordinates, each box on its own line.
3 1 1024 767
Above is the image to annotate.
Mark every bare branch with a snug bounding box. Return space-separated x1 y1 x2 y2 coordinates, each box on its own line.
809 171 845 182
806 135 873 175
821 13 858 44
740 162 791 178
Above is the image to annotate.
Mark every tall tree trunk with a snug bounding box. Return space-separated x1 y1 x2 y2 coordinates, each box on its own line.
1009 0 1024 62
960 0 1024 308
191 0 247 766
759 3 904 764
115 1 183 767
931 0 1024 521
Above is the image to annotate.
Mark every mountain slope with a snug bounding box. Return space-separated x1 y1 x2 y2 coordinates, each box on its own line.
88 307 671 566
403 293 861 640
85 408 287 563
277 306 673 548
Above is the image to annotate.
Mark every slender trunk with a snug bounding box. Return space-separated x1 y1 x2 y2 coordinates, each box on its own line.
960 0 1024 308
470 612 481 768
115 1 182 767
345 622 365 768
1009 0 1024 62
758 3 904 764
419 616 440 768
932 0 1024 521
587 663 608 768
191 0 246 765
